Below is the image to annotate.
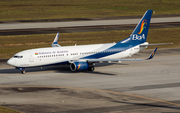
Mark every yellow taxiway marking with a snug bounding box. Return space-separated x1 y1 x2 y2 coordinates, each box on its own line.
1 85 180 107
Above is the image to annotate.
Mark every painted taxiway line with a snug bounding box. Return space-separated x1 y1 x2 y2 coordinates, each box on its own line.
1 85 180 107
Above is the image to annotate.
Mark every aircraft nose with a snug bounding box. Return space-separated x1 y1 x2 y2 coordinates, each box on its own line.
7 59 14 66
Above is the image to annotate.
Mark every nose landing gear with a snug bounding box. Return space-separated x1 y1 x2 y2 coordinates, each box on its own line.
21 70 26 74
16 67 26 74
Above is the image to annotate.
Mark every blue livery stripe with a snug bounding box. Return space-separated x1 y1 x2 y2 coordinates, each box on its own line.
81 43 138 59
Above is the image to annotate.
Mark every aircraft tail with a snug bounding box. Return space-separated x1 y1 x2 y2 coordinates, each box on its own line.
118 10 153 44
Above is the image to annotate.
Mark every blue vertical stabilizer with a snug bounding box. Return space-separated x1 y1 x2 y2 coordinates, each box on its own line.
118 10 153 44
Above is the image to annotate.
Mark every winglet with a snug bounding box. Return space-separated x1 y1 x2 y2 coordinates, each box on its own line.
146 47 158 60
52 33 61 47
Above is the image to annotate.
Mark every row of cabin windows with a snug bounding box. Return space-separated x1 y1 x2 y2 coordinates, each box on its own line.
71 50 124 56
37 54 64 58
71 53 78 55
81 50 124 55
37 50 124 58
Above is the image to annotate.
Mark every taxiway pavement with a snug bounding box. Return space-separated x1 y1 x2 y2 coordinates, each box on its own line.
0 48 180 113
1 17 180 30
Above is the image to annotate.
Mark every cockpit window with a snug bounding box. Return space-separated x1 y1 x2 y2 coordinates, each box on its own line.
14 56 23 58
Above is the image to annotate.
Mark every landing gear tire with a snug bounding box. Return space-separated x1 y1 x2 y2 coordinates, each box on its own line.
21 70 26 74
88 66 95 71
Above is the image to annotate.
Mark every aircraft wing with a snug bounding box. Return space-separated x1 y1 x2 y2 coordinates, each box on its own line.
140 43 173 47
83 47 158 63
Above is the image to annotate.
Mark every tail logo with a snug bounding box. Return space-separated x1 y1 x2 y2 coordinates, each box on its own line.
138 19 147 34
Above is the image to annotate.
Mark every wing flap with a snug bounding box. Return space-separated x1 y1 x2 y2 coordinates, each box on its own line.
69 48 158 63
84 47 158 63
87 58 143 63
140 43 173 47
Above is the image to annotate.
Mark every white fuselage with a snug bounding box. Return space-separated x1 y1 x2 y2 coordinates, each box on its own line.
7 42 147 68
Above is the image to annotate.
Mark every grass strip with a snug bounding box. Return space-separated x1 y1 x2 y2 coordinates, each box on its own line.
0 0 180 21
0 28 180 59
0 106 21 113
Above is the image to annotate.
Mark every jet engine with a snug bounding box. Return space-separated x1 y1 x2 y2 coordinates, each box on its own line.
70 62 89 71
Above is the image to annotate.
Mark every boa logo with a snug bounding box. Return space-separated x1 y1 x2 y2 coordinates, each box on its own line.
132 34 145 40
138 19 147 34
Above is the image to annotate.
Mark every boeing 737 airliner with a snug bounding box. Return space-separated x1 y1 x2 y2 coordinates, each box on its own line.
8 10 162 74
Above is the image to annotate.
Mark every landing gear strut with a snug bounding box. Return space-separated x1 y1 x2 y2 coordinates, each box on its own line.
88 63 95 71
21 70 26 74
16 67 26 74
88 66 95 71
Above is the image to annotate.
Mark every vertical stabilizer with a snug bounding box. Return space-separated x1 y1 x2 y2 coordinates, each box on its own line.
118 10 153 44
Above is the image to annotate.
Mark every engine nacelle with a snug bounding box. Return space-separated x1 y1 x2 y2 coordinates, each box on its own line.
70 62 89 71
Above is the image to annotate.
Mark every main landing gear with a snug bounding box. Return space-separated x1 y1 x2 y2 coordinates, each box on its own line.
88 66 95 71
88 63 95 71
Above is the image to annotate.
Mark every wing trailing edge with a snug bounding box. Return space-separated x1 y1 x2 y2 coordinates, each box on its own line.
82 47 158 63
140 43 173 47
